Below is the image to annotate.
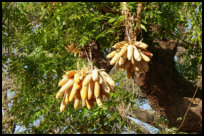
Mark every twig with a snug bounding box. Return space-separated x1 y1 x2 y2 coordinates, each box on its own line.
177 81 200 132
89 42 93 70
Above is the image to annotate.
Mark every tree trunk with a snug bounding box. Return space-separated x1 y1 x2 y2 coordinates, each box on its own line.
133 39 202 133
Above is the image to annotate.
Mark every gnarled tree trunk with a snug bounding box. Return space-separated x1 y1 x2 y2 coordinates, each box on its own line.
133 39 202 133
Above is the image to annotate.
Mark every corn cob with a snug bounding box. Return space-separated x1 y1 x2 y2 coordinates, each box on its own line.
69 82 81 101
100 71 115 87
88 79 94 100
74 92 80 109
119 44 128 57
94 81 100 98
83 74 92 85
60 95 66 112
56 79 74 99
140 52 150 62
81 81 89 100
110 53 120 65
58 75 69 87
65 87 72 104
74 73 80 83
135 41 148 49
107 50 117 59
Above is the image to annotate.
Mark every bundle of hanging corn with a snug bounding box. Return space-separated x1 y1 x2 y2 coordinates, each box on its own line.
107 40 153 78
56 67 115 112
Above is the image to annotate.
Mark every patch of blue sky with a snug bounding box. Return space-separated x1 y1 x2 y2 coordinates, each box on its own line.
126 116 159 134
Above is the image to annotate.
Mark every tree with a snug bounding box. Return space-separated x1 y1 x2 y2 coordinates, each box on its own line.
2 2 202 134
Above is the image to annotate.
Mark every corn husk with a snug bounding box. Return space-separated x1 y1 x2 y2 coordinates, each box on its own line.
140 52 150 62
127 45 134 60
92 69 99 81
133 46 141 61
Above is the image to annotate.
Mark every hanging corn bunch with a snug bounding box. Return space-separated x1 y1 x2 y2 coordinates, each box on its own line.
107 40 153 78
56 67 115 112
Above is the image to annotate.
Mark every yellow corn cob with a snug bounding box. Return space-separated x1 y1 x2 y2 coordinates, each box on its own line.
96 95 103 108
60 95 66 112
110 53 120 65
127 45 134 60
74 73 80 83
94 81 100 98
81 81 89 100
58 75 69 87
88 79 94 100
100 71 115 87
133 46 141 61
56 79 74 99
74 92 80 109
83 74 92 85
140 52 150 62
92 69 99 81
106 50 117 59
69 82 81 101
135 41 148 49
119 44 128 57
65 87 72 104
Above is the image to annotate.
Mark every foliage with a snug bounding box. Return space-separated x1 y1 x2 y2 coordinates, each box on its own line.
2 2 202 134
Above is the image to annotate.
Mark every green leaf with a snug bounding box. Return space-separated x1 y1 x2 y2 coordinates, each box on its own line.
108 18 116 23
141 24 147 32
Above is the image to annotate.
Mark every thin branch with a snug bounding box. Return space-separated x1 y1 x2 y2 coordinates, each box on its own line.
89 42 93 70
121 2 131 42
177 78 201 132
